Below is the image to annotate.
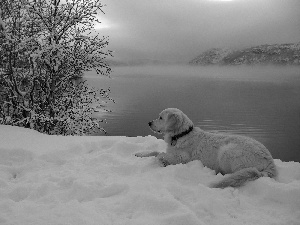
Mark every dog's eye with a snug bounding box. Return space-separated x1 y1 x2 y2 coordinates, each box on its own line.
159 116 162 120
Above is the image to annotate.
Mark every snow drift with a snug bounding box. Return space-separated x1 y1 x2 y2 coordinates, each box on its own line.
0 125 299 225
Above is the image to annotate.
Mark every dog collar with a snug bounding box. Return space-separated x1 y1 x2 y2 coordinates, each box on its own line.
171 126 194 146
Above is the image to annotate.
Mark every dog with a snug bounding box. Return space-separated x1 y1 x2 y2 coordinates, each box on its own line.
135 108 277 188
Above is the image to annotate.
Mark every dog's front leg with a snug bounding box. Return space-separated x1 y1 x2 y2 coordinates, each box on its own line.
157 152 190 166
157 152 181 167
135 151 160 158
157 153 170 166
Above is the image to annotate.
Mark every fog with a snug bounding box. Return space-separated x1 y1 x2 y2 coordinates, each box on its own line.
97 0 300 62
107 65 300 84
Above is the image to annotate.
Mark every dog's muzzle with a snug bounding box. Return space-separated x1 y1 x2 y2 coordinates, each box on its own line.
148 121 161 133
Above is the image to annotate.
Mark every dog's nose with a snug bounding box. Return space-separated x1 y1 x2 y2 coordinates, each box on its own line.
148 121 152 126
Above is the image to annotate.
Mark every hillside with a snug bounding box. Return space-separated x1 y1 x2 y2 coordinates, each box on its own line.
190 43 300 66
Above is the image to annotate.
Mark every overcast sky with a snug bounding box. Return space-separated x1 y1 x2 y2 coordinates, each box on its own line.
96 0 300 62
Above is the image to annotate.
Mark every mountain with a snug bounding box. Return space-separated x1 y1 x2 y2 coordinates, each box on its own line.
190 43 300 66
189 48 233 65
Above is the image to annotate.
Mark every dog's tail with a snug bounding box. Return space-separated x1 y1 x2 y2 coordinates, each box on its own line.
211 163 277 189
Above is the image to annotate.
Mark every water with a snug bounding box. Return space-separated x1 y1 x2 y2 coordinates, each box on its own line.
84 65 300 162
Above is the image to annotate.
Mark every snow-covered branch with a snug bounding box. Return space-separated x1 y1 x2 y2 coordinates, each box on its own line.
0 0 113 135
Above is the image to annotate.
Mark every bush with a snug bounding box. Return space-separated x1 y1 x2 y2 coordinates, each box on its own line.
0 0 113 135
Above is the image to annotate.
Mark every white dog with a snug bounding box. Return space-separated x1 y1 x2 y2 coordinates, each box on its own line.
135 108 277 188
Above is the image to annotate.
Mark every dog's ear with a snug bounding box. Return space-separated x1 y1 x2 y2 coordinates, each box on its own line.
166 112 181 134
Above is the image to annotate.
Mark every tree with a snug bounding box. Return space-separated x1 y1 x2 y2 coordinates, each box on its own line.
0 0 113 135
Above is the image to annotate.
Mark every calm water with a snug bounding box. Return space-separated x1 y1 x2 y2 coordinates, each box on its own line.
85 65 300 162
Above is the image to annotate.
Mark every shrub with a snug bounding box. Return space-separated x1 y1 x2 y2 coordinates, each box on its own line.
0 0 113 135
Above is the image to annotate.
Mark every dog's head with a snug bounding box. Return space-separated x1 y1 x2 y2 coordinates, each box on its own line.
148 108 194 136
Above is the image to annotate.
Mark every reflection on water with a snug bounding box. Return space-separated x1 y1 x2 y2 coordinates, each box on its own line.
85 65 300 162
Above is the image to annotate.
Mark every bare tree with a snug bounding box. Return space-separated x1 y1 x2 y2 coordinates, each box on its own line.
0 0 113 135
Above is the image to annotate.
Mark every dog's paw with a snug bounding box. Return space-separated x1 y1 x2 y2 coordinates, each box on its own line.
135 151 159 158
135 152 146 157
157 153 170 167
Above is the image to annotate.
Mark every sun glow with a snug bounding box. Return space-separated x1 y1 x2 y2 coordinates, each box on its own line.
94 16 113 30
94 22 110 29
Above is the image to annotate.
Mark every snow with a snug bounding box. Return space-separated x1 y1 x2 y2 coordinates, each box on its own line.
0 125 299 225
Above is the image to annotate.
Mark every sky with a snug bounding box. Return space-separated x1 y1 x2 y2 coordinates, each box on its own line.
95 0 300 62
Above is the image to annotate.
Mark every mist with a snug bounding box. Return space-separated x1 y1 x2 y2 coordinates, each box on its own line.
97 0 300 62
107 65 300 84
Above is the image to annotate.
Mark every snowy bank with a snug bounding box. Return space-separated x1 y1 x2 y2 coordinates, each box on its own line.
0 125 299 225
